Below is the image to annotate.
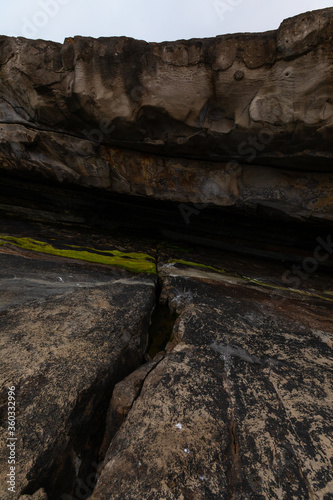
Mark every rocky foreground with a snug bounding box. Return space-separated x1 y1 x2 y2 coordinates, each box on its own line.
0 203 332 500
0 7 333 500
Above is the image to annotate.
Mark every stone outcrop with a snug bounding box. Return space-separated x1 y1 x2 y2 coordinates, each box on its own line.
0 249 156 499
0 8 333 222
0 7 333 500
0 215 332 499
90 256 333 500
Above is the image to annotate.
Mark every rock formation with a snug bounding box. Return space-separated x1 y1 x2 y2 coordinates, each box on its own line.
0 222 332 499
0 7 332 500
0 8 333 221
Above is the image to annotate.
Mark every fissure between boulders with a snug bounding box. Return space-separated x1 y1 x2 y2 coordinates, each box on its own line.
20 276 179 500
146 278 178 359
21 339 155 499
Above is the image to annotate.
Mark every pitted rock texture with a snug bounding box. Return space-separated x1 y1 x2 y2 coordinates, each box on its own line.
0 214 332 499
0 8 333 222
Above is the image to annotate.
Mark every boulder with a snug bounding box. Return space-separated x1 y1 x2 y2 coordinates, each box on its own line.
91 259 333 499
0 251 156 499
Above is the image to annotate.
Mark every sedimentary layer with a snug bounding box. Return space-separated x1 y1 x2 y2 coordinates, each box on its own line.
0 8 332 222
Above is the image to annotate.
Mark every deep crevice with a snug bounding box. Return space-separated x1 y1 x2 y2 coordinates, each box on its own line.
20 301 157 500
20 272 179 500
146 276 178 359
65 276 177 500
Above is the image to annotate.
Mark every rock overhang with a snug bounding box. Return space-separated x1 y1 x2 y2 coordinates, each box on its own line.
0 7 332 226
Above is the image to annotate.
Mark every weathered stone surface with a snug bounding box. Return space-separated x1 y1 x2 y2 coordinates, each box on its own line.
99 358 162 461
0 8 333 222
0 208 332 499
0 251 156 499
91 260 333 499
0 8 333 498
98 148 333 221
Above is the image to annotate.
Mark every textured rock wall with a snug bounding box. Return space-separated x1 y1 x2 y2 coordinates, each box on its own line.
1 9 333 498
0 8 333 222
0 251 156 499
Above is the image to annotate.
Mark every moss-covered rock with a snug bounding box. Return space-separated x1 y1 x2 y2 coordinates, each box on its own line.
0 235 156 274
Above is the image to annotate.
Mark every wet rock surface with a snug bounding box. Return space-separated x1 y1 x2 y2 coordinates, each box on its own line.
0 8 333 222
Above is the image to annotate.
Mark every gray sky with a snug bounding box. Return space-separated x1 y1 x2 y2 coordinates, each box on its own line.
1 0 332 43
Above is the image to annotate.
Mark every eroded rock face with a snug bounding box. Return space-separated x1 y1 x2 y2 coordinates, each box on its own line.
0 8 333 222
0 8 333 499
19 489 48 500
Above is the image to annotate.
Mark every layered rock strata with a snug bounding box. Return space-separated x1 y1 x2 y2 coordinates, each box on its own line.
0 8 333 221
0 7 333 500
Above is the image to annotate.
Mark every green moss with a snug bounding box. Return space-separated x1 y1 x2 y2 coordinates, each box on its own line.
170 259 226 274
0 235 156 274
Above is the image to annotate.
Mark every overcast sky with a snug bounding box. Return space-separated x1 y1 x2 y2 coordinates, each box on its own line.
0 0 331 43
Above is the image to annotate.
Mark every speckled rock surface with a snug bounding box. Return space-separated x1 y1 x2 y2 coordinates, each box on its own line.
0 8 333 222
0 252 156 499
0 213 332 499
0 7 333 498
91 260 333 500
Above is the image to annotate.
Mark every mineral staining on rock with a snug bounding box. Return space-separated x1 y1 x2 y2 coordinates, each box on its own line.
0 252 156 499
0 216 332 499
0 8 333 222
0 6 333 500
91 264 333 500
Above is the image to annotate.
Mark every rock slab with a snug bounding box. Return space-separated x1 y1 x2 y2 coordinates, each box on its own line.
0 253 156 499
91 262 333 499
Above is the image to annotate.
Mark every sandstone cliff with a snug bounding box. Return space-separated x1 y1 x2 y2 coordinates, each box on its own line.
0 8 333 500
0 8 333 221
